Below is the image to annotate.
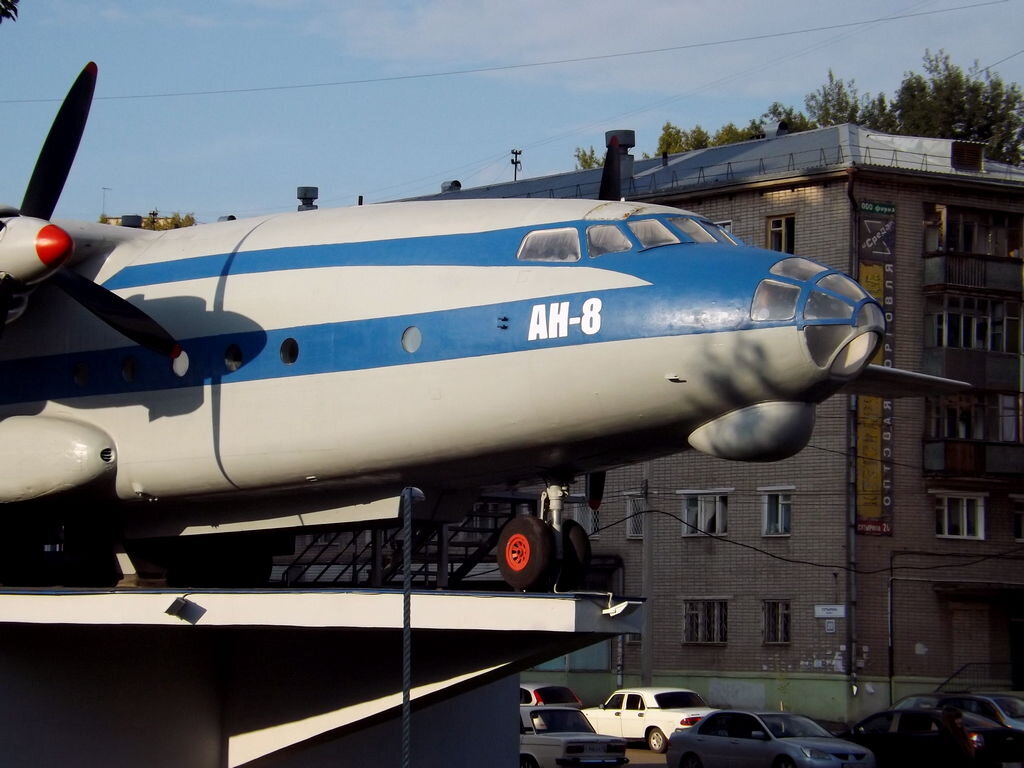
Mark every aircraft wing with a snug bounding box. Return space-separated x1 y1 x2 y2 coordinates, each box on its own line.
842 364 970 398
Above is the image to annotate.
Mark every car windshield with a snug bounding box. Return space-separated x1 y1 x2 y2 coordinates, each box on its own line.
654 691 707 709
993 696 1024 718
760 714 833 739
529 709 594 733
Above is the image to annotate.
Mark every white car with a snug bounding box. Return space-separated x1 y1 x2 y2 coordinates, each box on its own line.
583 687 716 753
519 705 629 768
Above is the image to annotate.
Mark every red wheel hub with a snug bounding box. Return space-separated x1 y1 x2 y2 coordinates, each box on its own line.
505 533 531 572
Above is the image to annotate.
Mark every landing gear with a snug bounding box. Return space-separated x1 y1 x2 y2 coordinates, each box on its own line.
496 481 592 592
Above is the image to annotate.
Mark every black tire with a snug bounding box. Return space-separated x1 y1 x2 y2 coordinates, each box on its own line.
647 726 669 753
681 754 704 768
555 518 592 591
519 755 539 768
773 757 797 768
497 516 556 591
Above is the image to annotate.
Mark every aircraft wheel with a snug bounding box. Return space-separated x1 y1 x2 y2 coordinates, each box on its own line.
555 519 591 591
497 516 555 592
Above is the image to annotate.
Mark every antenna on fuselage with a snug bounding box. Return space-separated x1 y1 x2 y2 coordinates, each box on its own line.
297 186 318 211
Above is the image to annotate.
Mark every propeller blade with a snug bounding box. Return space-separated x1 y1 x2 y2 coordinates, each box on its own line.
50 269 181 359
586 471 606 511
20 62 98 221
597 135 621 201
0 275 17 341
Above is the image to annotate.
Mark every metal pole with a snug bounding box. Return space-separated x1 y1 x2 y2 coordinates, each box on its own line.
401 487 423 768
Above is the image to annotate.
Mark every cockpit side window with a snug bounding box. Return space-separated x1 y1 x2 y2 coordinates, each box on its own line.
586 224 632 257
668 216 719 244
627 219 680 249
751 279 800 321
516 228 582 262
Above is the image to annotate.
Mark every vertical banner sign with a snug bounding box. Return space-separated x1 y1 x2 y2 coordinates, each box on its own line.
856 201 896 535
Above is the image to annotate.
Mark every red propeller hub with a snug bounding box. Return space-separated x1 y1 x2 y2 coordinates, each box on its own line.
35 224 73 268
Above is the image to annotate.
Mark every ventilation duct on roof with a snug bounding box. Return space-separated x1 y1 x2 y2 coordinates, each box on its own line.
951 141 985 172
764 121 789 139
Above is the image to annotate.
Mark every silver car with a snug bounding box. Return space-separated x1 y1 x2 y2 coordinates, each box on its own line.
666 710 875 768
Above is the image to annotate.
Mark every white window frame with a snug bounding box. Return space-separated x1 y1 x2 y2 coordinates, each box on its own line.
762 599 791 645
624 494 645 539
682 598 729 645
931 490 987 540
760 485 794 536
677 489 731 536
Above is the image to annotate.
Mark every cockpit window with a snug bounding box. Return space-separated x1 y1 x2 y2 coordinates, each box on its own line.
751 279 800 321
668 216 718 243
770 257 827 281
806 291 853 321
627 219 680 249
516 228 581 262
819 272 868 302
587 224 632 257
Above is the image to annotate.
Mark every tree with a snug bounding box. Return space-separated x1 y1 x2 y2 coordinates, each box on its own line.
710 122 752 146
573 145 603 170
0 0 18 24
805 70 862 126
655 122 712 155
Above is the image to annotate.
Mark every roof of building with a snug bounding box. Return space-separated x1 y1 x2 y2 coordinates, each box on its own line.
412 123 1024 202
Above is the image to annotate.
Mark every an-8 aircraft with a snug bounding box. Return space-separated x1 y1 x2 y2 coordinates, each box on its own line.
0 64 962 590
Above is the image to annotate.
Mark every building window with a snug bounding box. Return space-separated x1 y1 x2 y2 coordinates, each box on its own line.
1013 498 1024 541
924 203 1023 258
762 600 791 644
934 494 986 539
925 295 1021 353
927 393 1021 443
682 599 728 644
678 491 729 536
625 495 645 539
767 215 795 254
567 503 600 538
761 489 793 536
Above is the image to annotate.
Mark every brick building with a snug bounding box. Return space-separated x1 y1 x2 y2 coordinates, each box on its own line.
422 124 1024 722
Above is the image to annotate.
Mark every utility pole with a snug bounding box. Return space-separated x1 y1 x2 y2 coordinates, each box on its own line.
510 149 522 181
101 187 111 219
640 461 653 686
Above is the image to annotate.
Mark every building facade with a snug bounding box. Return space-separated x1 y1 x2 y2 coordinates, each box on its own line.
438 125 1024 722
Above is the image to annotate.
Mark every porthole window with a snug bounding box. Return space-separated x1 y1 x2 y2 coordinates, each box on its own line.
402 326 422 354
72 362 88 387
172 350 189 378
121 356 137 383
280 338 299 365
225 344 243 372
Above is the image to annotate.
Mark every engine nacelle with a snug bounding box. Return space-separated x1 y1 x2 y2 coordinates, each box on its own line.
687 401 816 462
0 216 73 286
0 416 116 502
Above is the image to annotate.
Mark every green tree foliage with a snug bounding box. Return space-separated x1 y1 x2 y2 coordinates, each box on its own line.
655 122 712 154
805 70 862 126
573 145 603 170
0 0 18 23
146 212 196 230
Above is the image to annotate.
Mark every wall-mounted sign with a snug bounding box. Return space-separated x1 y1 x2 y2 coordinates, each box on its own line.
814 604 847 619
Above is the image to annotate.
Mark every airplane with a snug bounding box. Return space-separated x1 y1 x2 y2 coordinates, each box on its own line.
0 63 965 591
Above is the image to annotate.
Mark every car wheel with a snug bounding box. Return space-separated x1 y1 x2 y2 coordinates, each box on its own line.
647 726 668 753
519 755 539 768
772 757 797 768
681 753 704 768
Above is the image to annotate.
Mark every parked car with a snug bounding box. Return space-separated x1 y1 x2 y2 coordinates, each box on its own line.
521 681 583 708
666 709 875 768
893 692 1024 731
583 687 716 753
519 705 629 768
842 708 1024 768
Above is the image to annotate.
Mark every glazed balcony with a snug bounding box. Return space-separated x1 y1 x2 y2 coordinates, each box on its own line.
924 439 1024 475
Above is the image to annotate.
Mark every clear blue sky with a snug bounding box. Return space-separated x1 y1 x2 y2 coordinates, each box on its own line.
2 0 1022 223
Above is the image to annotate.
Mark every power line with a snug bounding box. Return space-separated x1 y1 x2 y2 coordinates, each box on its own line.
0 1 1007 105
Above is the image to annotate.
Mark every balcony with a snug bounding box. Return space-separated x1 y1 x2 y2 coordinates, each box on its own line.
924 440 1024 475
922 348 1020 390
923 252 1022 292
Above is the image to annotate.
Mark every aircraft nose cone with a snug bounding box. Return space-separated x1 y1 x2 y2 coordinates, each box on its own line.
35 224 73 267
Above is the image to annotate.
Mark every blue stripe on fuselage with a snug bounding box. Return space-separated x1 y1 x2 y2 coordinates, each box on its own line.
0 220 793 405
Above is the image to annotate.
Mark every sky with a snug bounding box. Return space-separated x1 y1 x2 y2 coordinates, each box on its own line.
1 0 1022 223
